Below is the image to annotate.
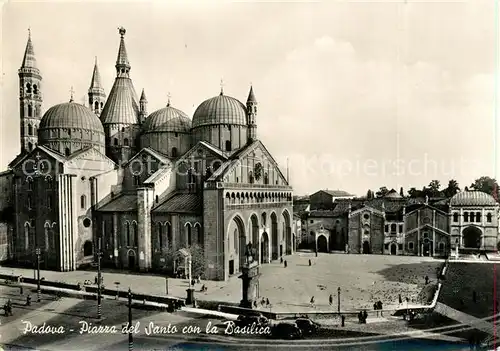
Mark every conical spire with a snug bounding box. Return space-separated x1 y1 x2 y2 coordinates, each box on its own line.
115 27 131 76
247 85 256 103
140 88 147 102
21 28 37 69
89 56 103 90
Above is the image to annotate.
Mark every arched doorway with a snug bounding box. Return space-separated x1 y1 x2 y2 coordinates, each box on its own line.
422 238 433 256
83 241 93 256
127 249 136 270
363 241 371 254
250 215 260 263
228 215 245 273
282 210 292 255
317 235 328 253
261 232 269 263
390 243 397 255
463 226 482 249
271 213 278 260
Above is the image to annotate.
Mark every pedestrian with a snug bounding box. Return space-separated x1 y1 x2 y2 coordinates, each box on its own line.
20 285 23 295
341 315 345 327
309 259 312 266
329 294 333 306
358 311 363 324
261 297 265 306
94 276 98 285
378 301 384 317
473 290 477 303
399 294 402 306
310 296 315 307
253 300 257 308
425 275 429 285
373 302 378 317
266 298 270 307
26 295 31 306
284 260 287 268
363 310 368 323
280 257 283 264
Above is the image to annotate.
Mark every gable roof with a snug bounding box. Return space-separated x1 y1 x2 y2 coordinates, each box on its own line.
123 147 171 167
319 189 355 197
65 146 118 168
10 145 67 169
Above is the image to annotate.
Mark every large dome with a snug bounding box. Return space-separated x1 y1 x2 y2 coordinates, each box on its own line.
450 191 498 207
142 105 191 133
192 93 247 128
40 101 104 132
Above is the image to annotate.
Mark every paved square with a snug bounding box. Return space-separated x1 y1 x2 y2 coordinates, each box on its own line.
1 252 443 314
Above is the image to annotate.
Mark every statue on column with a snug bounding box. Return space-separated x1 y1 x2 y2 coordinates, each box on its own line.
244 242 256 265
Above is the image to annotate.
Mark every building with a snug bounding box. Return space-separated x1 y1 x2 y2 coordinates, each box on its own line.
304 190 499 257
1 28 293 281
309 190 355 210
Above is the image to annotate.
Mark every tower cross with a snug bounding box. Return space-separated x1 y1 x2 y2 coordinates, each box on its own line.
220 79 225 95
167 92 171 106
69 86 75 102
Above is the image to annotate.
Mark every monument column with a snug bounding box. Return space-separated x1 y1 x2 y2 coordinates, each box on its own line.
239 244 261 308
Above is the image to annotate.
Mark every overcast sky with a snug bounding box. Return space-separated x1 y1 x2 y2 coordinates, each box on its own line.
1 0 499 196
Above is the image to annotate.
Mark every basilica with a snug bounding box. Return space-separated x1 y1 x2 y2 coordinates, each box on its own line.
0 28 294 281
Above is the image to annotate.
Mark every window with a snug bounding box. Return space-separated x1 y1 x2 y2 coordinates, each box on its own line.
47 195 52 209
155 195 159 203
64 148 70 157
26 83 32 93
264 172 269 185
158 223 163 248
464 212 469 222
121 127 125 132
94 101 99 110
24 224 30 251
487 213 493 222
439 242 445 251
133 222 138 247
83 241 93 256
46 177 53 189
408 242 414 250
171 147 178 157
476 212 481 222
398 244 403 250
83 218 92 228
249 171 254 184
399 224 403 233
310 220 314 223
33 85 38 95
80 195 86 209
453 213 459 222
27 178 33 191
124 138 129 146
262 213 267 226
28 142 33 151
114 138 118 146
28 124 33 136
166 223 172 246
225 140 232 152
423 232 428 238
27 195 32 209
187 224 192 246
363 213 369 220
385 224 389 232
134 175 140 186
390 224 397 233
233 228 238 252
175 132 178 138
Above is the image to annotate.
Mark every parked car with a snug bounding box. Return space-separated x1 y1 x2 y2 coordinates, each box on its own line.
295 318 320 335
236 314 269 328
270 323 303 340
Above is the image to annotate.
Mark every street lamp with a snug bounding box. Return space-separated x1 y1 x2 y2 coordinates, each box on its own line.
337 287 341 314
97 237 102 319
36 247 41 302
128 288 133 351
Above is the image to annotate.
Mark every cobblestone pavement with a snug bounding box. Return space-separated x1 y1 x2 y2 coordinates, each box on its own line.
1 252 443 313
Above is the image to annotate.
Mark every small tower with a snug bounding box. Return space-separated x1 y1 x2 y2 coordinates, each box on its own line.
246 85 257 143
116 27 131 78
18 29 42 153
88 57 106 116
139 89 148 124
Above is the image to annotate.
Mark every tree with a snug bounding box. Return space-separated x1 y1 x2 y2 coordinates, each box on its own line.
376 187 389 198
428 180 441 197
470 176 499 198
187 244 206 278
443 179 460 198
399 187 404 197
366 189 374 199
408 187 422 198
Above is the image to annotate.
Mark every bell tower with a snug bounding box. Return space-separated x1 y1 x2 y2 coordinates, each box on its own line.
18 29 43 153
246 85 257 143
88 57 106 116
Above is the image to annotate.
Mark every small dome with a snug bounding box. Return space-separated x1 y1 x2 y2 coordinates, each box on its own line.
192 94 247 129
450 191 498 207
39 101 104 132
142 105 191 133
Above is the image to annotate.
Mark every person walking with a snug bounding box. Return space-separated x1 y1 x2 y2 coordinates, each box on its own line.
310 296 315 308
329 294 333 306
425 275 429 285
284 260 287 268
341 315 345 327
309 259 312 266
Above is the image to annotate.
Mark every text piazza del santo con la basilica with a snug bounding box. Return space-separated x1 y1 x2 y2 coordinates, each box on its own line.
0 28 295 281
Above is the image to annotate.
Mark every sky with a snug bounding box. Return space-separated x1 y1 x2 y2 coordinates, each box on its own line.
1 0 499 196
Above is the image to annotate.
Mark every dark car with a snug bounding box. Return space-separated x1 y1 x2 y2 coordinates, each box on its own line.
295 318 320 335
236 314 269 328
270 323 303 340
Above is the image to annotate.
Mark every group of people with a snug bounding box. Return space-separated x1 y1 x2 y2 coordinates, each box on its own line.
373 300 384 316
358 310 368 323
3 299 13 316
254 297 271 309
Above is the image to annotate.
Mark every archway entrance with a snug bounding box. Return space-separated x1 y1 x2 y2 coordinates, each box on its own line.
282 211 292 255
83 241 93 256
127 250 136 270
261 232 269 263
390 243 397 255
363 241 370 254
423 239 433 256
271 213 278 260
463 226 482 249
228 216 245 272
317 235 328 253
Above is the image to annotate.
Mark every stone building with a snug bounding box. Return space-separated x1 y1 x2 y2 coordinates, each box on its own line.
1 28 293 281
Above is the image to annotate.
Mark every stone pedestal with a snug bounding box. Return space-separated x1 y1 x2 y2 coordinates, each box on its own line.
239 260 260 308
186 288 195 306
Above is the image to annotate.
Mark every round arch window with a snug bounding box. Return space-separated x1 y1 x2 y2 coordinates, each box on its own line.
83 218 92 228
363 213 370 220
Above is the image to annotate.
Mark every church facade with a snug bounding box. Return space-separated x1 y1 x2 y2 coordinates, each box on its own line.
0 28 294 281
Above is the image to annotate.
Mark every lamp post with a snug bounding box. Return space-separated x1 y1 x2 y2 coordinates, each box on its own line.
128 288 133 351
165 277 169 295
36 247 41 302
337 286 341 314
97 237 102 319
